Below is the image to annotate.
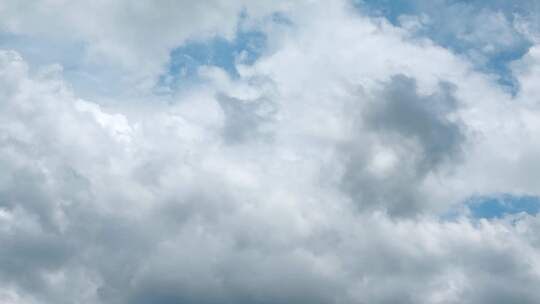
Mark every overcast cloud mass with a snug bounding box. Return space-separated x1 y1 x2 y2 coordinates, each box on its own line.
1 1 540 303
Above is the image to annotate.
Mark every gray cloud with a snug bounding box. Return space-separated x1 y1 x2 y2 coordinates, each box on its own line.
365 75 464 172
340 75 465 217
217 93 277 144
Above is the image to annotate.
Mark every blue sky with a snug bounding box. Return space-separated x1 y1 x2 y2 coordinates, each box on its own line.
155 0 536 95
356 0 534 93
158 30 266 91
467 194 540 219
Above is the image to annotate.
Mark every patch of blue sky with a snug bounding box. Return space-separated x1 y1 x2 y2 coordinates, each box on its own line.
431 33 531 95
467 194 540 219
352 0 415 24
0 32 117 98
484 45 532 94
156 29 266 93
0 32 85 70
351 0 533 95
441 194 540 222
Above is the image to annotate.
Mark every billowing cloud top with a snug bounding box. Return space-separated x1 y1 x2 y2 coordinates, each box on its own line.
1 1 540 303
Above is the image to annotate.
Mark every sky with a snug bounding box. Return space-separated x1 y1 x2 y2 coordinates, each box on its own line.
1 0 540 303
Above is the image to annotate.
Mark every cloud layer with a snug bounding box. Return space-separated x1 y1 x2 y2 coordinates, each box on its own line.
1 1 540 303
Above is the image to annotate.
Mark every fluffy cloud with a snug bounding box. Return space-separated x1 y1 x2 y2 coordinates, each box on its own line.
356 0 540 91
1 1 540 303
341 75 465 216
0 0 293 94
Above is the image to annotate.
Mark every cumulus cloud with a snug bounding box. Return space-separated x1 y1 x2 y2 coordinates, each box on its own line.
341 75 465 216
0 0 293 95
356 0 540 91
1 1 540 303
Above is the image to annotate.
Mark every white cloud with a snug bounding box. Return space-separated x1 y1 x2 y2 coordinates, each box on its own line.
1 1 540 303
0 0 294 94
